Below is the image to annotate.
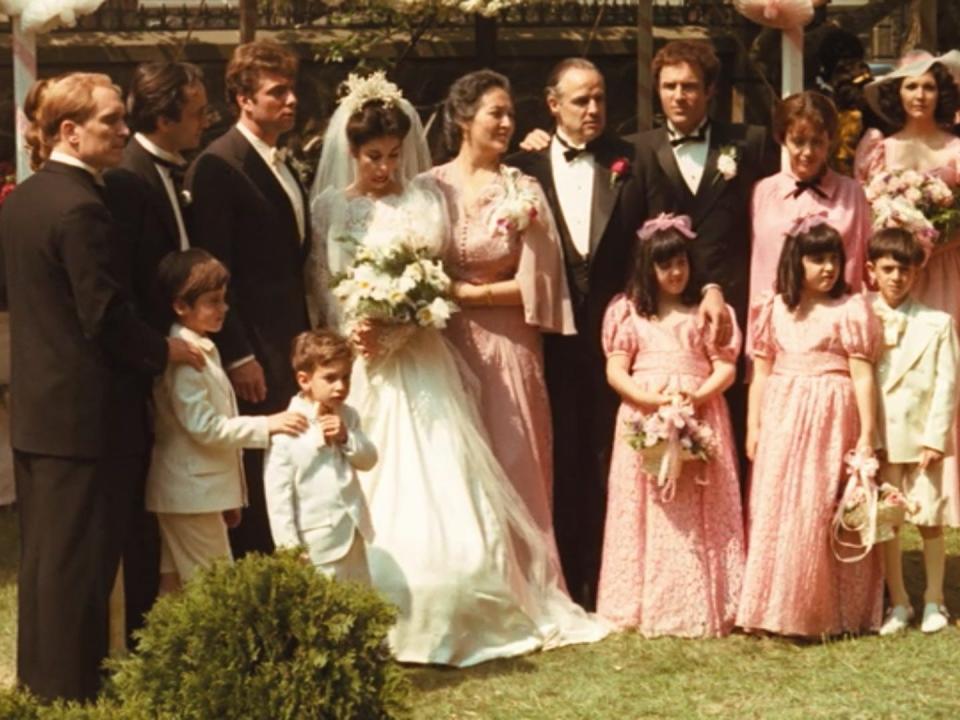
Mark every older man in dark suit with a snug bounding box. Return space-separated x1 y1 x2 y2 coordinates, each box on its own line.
104 61 209 639
0 73 200 702
187 41 311 556
510 58 639 609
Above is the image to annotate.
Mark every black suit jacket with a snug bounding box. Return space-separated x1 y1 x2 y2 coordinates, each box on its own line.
633 121 778 321
104 137 184 331
0 161 168 458
186 127 310 411
509 133 639 341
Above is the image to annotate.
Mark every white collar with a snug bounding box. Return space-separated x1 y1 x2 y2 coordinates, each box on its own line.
236 121 282 164
555 127 587 151
135 133 186 166
49 150 104 184
172 322 216 353
666 117 710 140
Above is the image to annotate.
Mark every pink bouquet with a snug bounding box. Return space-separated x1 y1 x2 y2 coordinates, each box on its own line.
624 398 716 501
864 169 960 251
832 450 918 561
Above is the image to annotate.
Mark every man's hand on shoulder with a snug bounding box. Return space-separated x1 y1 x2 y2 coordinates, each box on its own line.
519 128 552 153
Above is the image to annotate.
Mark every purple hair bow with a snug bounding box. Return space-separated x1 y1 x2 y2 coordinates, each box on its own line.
786 210 831 238
637 213 697 242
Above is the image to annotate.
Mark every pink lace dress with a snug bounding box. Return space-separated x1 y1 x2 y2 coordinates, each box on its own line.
854 132 960 527
595 296 745 636
428 162 575 533
736 294 884 637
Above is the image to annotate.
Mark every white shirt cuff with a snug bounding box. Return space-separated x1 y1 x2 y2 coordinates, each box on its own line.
700 283 723 297
226 355 256 371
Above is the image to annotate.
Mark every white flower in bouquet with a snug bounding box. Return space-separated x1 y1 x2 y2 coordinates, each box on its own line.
866 169 960 248
416 297 456 329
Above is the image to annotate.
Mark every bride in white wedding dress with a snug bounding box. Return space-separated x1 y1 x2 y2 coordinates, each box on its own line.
307 74 608 666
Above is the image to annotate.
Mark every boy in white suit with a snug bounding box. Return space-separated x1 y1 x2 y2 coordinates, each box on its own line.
147 249 308 593
264 330 376 582
867 228 959 636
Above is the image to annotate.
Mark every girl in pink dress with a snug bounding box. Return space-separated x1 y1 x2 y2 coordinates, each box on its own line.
596 214 745 636
737 217 884 637
429 70 575 534
855 50 960 531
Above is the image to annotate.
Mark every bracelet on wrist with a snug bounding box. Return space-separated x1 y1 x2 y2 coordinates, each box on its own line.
485 285 494 306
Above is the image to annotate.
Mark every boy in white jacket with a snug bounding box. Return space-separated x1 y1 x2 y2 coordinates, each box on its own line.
147 250 307 594
264 330 376 582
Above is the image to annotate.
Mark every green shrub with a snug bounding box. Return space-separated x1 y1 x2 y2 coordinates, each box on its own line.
108 549 409 720
0 688 127 720
0 688 41 720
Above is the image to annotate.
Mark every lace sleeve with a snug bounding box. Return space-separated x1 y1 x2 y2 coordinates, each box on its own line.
307 188 340 329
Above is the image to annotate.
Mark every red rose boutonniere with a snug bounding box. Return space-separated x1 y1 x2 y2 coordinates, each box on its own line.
610 157 630 188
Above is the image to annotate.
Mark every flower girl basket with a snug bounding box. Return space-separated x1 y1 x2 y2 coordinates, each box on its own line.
625 398 715 502
831 450 918 562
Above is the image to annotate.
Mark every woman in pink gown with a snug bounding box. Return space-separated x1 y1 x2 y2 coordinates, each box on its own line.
596 217 745 636
855 50 960 528
750 91 869 309
429 70 575 534
737 219 884 637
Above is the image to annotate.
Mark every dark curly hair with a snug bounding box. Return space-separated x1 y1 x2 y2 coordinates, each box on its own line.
442 69 511 153
652 40 720 90
626 229 699 317
776 222 848 310
877 61 959 128
345 99 412 148
126 61 205 134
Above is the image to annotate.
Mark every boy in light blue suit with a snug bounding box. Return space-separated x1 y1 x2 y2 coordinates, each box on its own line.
264 330 376 582
868 228 959 636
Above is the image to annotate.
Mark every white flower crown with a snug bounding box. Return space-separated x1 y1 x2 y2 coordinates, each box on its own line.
338 71 404 114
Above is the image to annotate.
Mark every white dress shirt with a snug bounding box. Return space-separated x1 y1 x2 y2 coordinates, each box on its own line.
49 150 104 186
668 119 711 195
549 129 595 257
134 133 190 250
235 121 305 242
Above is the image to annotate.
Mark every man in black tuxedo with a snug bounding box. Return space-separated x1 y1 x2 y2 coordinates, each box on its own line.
0 73 201 701
187 41 310 557
631 40 778 458
104 61 208 639
510 59 639 609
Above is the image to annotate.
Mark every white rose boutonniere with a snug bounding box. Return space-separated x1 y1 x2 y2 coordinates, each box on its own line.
717 145 739 181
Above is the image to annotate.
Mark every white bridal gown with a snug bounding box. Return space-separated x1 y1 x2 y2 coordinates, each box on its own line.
310 178 608 666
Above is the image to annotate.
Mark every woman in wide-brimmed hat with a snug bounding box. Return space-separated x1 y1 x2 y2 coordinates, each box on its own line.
854 49 960 637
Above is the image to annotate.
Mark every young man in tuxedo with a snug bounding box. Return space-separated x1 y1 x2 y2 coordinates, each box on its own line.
187 41 311 557
510 58 638 609
631 40 778 461
104 61 209 640
0 73 202 702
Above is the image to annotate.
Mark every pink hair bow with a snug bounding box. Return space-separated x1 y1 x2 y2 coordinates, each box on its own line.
637 213 697 243
786 210 830 237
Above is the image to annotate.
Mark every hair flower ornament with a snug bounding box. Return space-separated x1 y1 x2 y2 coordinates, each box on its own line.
338 71 404 113
786 210 830 238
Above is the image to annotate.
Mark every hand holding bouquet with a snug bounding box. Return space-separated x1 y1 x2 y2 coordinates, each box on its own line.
864 169 960 254
331 233 459 357
624 396 717 501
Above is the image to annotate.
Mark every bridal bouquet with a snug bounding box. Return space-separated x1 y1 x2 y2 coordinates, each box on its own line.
832 449 918 561
624 397 716 501
331 234 458 332
864 169 960 249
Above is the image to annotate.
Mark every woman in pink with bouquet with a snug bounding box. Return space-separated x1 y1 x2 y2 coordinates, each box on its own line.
855 49 960 530
737 216 884 638
596 214 745 637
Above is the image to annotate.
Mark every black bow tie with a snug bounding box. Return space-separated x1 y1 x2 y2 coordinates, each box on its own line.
792 176 828 199
668 123 709 147
556 134 601 162
148 153 188 206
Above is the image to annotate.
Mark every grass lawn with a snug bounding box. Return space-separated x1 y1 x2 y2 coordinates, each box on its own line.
1 511 959 718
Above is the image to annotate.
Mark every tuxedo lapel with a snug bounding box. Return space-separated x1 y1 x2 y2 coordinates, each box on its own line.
654 128 688 200
589 141 622 253
691 123 731 225
126 140 180 248
882 301 937 391
527 150 576 254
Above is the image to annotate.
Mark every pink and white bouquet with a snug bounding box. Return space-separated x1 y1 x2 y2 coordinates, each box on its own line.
832 449 919 561
864 169 960 250
624 398 717 501
331 234 459 332
488 166 539 239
